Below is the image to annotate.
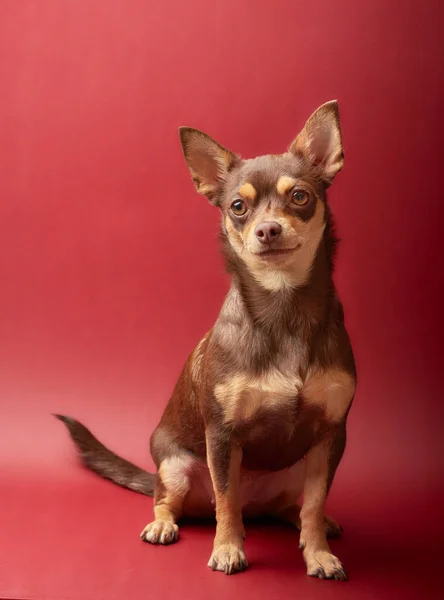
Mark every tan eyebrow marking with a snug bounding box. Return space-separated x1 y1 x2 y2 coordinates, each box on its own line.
238 183 257 201
277 176 297 195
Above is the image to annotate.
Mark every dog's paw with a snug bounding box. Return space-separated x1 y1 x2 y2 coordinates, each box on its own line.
304 550 347 581
208 542 248 575
323 515 343 539
140 520 179 545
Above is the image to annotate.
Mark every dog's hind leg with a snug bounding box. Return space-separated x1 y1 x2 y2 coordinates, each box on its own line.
140 454 194 545
270 496 343 539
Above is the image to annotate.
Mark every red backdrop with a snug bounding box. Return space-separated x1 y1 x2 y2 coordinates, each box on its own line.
1 1 443 599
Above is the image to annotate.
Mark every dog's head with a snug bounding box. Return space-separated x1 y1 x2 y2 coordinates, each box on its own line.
179 101 343 291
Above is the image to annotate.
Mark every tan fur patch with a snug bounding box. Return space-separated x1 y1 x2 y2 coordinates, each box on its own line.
153 505 176 522
302 369 355 422
276 175 297 195
224 217 244 254
190 333 209 382
158 455 195 498
240 200 326 291
206 444 245 547
215 369 303 423
238 182 257 201
198 182 216 197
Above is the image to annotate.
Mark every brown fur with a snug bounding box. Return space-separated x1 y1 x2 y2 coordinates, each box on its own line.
54 415 155 495
56 100 356 580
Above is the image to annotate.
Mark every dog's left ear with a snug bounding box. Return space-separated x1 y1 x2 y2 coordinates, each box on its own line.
289 100 344 185
179 127 240 205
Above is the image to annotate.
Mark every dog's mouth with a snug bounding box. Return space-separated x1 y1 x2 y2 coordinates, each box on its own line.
253 245 301 260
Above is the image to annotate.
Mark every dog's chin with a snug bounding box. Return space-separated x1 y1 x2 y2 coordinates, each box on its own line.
252 244 301 263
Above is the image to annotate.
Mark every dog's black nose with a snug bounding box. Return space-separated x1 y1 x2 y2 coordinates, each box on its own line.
254 221 282 244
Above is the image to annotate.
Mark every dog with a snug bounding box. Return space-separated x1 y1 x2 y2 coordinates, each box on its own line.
56 100 356 580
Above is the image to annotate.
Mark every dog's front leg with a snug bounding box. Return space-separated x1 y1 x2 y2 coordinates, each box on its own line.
205 427 247 575
299 424 347 580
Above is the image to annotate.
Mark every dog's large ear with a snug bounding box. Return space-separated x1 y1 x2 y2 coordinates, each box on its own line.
179 127 240 205
289 100 344 185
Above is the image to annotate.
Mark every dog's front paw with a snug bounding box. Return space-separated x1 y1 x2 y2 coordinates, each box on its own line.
304 550 347 581
140 520 179 545
208 542 248 575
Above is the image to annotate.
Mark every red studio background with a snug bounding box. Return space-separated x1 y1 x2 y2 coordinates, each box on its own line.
0 1 443 599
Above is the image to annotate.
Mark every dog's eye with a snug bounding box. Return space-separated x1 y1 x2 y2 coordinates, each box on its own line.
292 190 309 206
231 199 248 216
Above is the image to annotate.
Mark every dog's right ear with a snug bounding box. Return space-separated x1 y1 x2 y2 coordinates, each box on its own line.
179 128 240 205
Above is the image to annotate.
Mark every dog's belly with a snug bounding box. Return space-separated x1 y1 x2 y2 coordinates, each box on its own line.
183 460 305 519
241 420 315 471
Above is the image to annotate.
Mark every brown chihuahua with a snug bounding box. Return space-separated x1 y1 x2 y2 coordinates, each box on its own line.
56 100 356 580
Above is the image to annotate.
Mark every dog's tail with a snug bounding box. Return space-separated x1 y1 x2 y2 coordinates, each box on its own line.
54 414 155 496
